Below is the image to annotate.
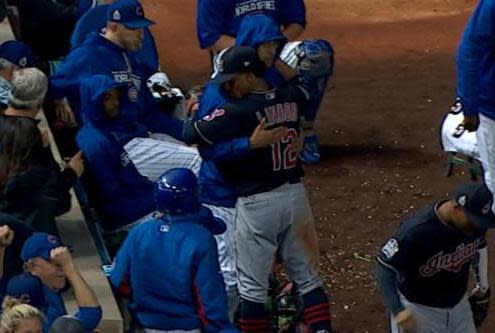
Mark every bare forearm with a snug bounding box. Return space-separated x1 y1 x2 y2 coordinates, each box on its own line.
209 35 236 53
64 264 99 308
283 23 305 41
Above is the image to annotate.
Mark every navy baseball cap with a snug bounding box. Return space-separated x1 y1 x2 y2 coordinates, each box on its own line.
21 233 62 262
197 206 226 235
0 40 36 68
454 183 495 229
211 46 263 84
107 0 155 29
6 273 46 309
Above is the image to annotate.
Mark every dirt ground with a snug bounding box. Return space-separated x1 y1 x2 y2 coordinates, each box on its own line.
142 1 494 332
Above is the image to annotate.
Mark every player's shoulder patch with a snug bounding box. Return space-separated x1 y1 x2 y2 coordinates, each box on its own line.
380 238 399 259
202 108 225 121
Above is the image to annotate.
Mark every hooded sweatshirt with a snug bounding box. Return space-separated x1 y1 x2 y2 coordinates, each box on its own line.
76 75 155 231
51 32 182 138
235 14 287 86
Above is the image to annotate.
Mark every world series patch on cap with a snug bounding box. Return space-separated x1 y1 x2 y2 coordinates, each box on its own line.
108 0 155 29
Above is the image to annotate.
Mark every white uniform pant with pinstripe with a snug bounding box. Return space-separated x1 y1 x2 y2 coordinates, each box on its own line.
124 133 202 181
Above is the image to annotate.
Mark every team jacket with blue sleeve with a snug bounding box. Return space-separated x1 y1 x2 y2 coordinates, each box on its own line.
50 32 181 137
194 84 250 208
76 75 155 231
110 209 235 332
457 0 495 120
197 0 306 49
43 286 102 333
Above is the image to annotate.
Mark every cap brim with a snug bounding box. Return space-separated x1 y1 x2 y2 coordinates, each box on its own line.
122 18 155 29
210 73 237 84
466 210 495 229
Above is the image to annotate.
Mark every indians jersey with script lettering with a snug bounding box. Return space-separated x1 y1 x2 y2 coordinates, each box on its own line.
377 203 486 308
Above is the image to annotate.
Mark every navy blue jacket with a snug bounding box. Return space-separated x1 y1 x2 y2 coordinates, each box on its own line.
76 75 155 231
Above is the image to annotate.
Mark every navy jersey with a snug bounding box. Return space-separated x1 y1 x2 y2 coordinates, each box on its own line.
184 78 309 196
377 203 486 308
197 0 306 49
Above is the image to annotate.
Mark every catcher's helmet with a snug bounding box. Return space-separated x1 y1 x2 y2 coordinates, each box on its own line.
154 168 200 214
297 39 334 78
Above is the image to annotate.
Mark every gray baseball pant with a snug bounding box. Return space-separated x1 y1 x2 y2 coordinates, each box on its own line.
235 182 323 303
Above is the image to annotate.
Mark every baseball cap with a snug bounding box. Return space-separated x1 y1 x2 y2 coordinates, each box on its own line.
0 40 36 68
454 183 495 229
107 0 155 29
197 206 226 235
21 233 62 262
211 46 263 84
6 273 46 309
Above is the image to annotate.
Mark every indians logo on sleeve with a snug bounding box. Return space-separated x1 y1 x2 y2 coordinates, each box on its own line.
381 238 399 259
202 108 225 121
419 238 482 277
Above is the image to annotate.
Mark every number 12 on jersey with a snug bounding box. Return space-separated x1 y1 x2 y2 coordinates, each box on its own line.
271 128 299 171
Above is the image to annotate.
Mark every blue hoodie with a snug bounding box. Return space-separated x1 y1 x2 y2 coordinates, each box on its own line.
457 0 495 120
235 14 287 86
51 32 181 138
196 0 306 49
76 75 155 231
110 209 237 332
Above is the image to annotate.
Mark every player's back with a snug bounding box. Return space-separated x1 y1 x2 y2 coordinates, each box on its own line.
120 216 218 330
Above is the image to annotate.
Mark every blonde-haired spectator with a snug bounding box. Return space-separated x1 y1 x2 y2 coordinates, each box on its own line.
0 297 44 333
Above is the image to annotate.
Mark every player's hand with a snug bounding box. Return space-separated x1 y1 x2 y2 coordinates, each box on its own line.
67 151 85 178
395 309 415 333
54 98 76 126
250 118 287 149
0 226 14 248
463 114 479 132
288 130 304 155
50 246 73 268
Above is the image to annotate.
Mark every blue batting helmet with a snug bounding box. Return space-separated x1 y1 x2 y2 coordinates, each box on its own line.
154 168 201 214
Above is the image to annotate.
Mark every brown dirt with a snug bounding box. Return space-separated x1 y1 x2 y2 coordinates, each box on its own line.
142 1 495 332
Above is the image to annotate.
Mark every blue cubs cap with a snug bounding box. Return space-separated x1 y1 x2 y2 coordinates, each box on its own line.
454 183 495 229
211 46 264 84
6 273 46 309
0 40 36 68
21 233 62 262
107 0 155 29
